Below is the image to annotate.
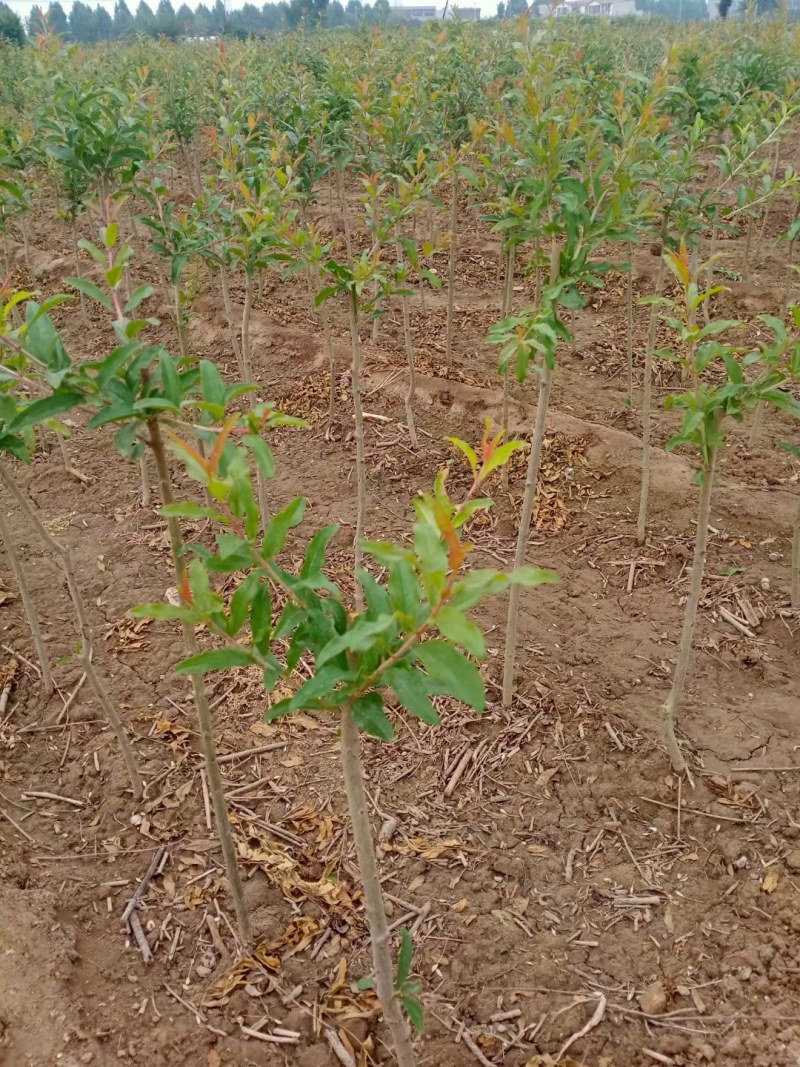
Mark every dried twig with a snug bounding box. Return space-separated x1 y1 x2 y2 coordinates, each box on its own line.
459 1026 496 1067
0 803 46 847
129 910 153 963
640 795 754 825
555 993 606 1063
324 1028 357 1067
22 790 83 807
122 846 167 925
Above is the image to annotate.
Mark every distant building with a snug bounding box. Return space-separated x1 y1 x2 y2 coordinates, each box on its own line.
393 4 481 20
544 0 637 13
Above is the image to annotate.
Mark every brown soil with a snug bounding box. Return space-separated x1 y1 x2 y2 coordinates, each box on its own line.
1 173 799 1067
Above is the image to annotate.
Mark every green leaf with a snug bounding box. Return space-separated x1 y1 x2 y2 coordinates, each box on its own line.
65 277 112 312
414 641 485 712
352 692 393 741
316 615 396 668
244 434 275 479
130 602 195 622
263 497 306 557
176 648 257 673
384 666 440 725
289 664 353 710
401 994 424 1034
159 501 227 522
250 584 272 654
447 436 477 474
358 568 391 617
434 607 485 658
396 927 413 985
507 566 560 587
228 574 259 637
11 391 84 431
124 285 153 314
480 440 525 478
388 557 423 620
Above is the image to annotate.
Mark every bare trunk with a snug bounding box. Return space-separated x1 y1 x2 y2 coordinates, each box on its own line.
348 292 367 614
340 702 415 1067
501 237 560 707
533 236 542 307
337 166 353 261
147 416 251 945
395 223 419 450
756 138 780 258
783 228 796 317
636 256 666 546
173 282 188 360
500 243 515 491
0 503 53 696
241 273 268 526
742 213 754 284
662 445 718 774
139 452 151 508
219 267 244 376
0 462 143 797
626 241 634 402
71 219 87 325
445 180 458 365
792 496 800 610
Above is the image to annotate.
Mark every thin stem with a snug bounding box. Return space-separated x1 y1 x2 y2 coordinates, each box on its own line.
139 452 151 508
242 272 268 529
501 236 560 709
501 242 515 492
348 291 367 614
662 445 718 774
173 282 188 360
445 179 458 366
626 240 634 402
147 416 251 945
340 702 415 1067
0 501 53 696
337 166 353 261
394 210 418 450
71 219 87 326
636 256 666 547
792 496 800 611
219 266 244 377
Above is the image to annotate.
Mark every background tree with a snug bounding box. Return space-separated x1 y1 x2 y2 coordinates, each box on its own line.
194 1 211 31
94 5 114 38
208 0 226 32
47 1 69 34
113 0 134 34
0 2 25 43
175 2 194 31
719 0 733 15
27 5 47 34
134 0 155 33
154 0 179 36
69 0 97 41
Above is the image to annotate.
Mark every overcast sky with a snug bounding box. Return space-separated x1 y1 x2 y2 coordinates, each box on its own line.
5 0 499 18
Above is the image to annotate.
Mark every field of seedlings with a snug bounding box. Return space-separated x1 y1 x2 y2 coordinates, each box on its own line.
1 16 800 1067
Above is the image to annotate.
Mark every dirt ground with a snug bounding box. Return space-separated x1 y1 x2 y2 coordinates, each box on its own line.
1 161 799 1067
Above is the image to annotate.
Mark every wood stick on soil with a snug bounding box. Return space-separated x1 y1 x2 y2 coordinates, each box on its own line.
0 803 45 846
555 993 606 1063
324 1028 357 1067
22 790 83 807
122 846 167 925
640 795 753 825
129 910 153 963
459 1026 495 1067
